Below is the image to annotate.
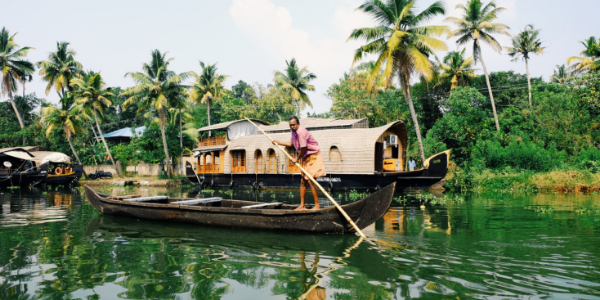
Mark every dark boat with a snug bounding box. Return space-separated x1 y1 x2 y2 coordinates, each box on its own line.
30 151 83 186
0 148 49 189
83 183 395 234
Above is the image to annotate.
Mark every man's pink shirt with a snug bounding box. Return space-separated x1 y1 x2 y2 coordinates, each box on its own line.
291 125 320 158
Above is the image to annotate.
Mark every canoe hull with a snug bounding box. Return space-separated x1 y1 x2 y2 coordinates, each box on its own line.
84 183 395 234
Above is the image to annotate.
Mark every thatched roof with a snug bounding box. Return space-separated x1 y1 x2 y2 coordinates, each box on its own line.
0 147 34 157
259 118 368 133
224 121 407 174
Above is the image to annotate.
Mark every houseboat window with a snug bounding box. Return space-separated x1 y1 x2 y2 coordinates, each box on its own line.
268 149 277 173
329 146 341 172
231 150 246 173
255 150 263 173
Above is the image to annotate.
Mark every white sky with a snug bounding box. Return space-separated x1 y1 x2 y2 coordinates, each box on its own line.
2 0 598 116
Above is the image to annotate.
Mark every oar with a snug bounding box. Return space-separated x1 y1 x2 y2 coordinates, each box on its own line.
245 118 366 238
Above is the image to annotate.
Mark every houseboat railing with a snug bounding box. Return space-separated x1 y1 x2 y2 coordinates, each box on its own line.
198 135 227 147
197 165 222 174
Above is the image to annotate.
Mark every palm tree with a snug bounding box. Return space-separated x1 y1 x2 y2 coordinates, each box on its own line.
273 58 316 116
436 48 478 91
0 27 35 129
349 0 449 163
188 61 228 130
41 101 87 165
123 50 191 178
567 36 600 74
37 42 83 109
70 71 121 177
549 64 574 85
505 24 545 106
445 0 510 131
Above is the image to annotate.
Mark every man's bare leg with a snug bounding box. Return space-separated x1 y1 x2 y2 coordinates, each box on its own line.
308 180 320 209
296 178 307 210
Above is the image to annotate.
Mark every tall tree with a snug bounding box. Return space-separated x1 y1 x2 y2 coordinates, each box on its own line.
188 61 228 130
505 24 545 106
436 48 478 91
70 71 121 177
549 64 574 85
37 42 83 109
567 36 600 74
231 80 255 104
123 50 191 178
349 0 449 163
446 0 510 131
273 58 316 116
0 27 35 129
41 100 87 165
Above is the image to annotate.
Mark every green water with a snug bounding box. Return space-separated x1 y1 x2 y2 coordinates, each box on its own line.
1 187 600 300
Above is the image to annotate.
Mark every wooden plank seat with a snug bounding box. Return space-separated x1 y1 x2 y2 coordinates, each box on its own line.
124 196 169 202
172 197 223 205
241 202 283 210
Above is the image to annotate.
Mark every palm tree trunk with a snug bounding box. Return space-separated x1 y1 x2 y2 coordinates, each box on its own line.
525 58 532 106
159 110 173 179
9 94 25 129
207 102 211 137
401 75 426 164
93 108 122 178
67 133 82 165
67 132 88 179
478 50 501 131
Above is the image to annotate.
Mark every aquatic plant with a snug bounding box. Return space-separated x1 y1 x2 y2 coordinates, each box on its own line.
224 190 233 196
202 187 215 193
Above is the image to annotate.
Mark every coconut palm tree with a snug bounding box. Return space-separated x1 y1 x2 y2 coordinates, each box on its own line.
37 42 83 109
70 71 121 177
41 100 87 165
435 48 478 91
549 64 574 85
445 0 510 131
188 61 228 130
123 50 191 178
349 0 449 163
0 27 35 129
505 24 545 106
567 36 600 74
273 58 316 116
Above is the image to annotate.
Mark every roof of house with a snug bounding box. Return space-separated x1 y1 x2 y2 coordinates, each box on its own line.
103 126 146 138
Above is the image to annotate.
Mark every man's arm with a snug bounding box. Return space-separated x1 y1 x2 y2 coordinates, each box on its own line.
273 140 292 147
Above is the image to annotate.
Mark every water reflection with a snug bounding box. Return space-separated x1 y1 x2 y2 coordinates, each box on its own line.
1 187 600 299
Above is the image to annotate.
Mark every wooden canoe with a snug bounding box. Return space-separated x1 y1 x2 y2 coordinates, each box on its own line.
83 183 395 234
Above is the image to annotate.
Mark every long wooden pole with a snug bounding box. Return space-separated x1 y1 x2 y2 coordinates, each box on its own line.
245 118 366 238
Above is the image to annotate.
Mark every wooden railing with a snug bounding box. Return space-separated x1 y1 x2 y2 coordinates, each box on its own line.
0 169 15 174
198 135 227 147
198 165 222 174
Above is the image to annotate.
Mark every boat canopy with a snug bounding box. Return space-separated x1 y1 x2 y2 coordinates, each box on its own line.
41 153 71 164
2 151 33 160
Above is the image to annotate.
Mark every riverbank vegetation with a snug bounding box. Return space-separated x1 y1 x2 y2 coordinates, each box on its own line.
1 0 599 191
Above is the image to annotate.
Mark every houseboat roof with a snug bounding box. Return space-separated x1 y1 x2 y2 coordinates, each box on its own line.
258 118 369 133
197 119 270 133
0 147 35 160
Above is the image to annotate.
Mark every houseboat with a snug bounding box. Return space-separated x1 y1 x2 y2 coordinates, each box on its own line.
0 147 49 188
30 151 84 186
185 118 450 191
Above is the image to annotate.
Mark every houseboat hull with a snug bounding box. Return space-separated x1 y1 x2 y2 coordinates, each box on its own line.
187 150 449 191
42 165 84 186
0 165 49 189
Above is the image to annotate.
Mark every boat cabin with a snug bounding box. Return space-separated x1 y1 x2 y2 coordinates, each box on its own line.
191 118 410 175
0 148 36 175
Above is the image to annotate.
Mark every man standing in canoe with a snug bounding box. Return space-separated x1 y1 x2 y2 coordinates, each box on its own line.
273 117 326 210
